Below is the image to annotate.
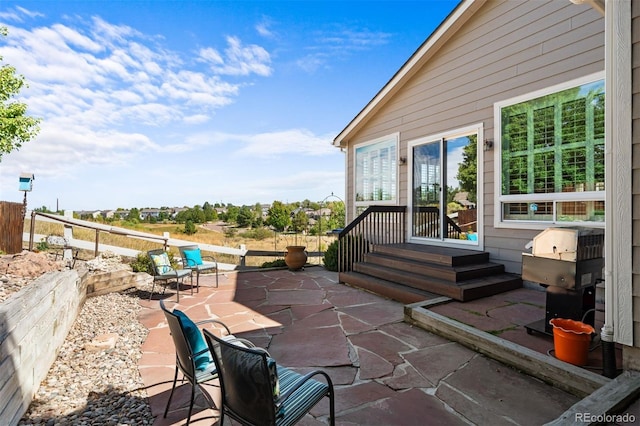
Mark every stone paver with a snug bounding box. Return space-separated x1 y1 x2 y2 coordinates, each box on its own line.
138 267 581 426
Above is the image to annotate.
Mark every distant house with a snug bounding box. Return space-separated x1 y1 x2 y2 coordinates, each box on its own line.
171 207 188 219
77 210 102 219
453 192 475 209
140 208 163 220
334 1 638 368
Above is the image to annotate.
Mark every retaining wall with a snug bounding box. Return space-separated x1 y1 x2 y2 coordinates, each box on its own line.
0 269 86 425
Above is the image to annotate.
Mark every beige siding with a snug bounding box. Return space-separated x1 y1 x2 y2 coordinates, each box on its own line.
345 0 604 273
632 0 640 349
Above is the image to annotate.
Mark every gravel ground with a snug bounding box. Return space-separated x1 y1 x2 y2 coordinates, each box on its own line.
18 285 154 426
3 252 157 426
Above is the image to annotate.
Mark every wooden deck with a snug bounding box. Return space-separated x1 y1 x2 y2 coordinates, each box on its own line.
339 243 521 303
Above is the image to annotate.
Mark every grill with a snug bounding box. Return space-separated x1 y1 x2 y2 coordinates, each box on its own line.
521 227 604 335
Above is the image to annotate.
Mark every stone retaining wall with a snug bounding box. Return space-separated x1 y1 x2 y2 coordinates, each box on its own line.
0 269 86 425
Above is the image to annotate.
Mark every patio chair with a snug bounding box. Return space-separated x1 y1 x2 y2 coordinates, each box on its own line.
46 235 79 268
179 245 219 290
160 300 254 426
148 249 192 302
203 328 335 426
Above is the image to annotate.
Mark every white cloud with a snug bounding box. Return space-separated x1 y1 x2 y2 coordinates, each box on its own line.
0 7 346 209
256 17 277 39
295 26 392 73
0 6 43 23
199 36 272 76
228 129 337 158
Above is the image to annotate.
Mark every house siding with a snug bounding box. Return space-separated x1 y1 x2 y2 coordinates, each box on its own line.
631 0 640 354
344 0 604 273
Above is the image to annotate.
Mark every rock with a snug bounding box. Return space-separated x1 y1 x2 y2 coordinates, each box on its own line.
86 251 131 274
0 250 65 277
84 333 119 352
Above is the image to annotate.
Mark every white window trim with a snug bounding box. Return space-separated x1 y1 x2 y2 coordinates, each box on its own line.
407 123 484 250
353 133 400 208
493 71 606 230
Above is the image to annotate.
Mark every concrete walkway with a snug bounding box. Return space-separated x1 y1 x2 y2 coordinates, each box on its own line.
137 267 580 426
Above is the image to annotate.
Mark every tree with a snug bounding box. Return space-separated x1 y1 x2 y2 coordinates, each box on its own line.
184 219 197 235
0 27 41 160
265 201 291 232
236 206 254 228
224 205 240 224
291 210 309 233
126 208 140 222
203 202 216 222
456 134 477 203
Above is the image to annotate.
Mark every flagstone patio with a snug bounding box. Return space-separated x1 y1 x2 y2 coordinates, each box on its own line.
135 266 590 425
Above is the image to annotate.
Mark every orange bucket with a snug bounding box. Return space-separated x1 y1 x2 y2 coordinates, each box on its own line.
549 318 595 366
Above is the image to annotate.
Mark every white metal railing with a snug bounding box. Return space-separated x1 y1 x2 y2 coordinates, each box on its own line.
27 211 247 270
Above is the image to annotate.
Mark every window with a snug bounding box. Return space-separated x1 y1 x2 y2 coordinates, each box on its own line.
495 74 605 226
354 135 398 208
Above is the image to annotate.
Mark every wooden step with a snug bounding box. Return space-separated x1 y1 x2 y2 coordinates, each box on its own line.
351 262 521 302
338 271 440 304
373 243 490 266
363 252 504 282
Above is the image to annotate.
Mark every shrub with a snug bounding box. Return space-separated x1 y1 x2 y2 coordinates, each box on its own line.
36 238 49 252
131 250 179 273
323 235 368 272
131 252 153 273
239 227 273 240
184 220 197 235
261 258 287 268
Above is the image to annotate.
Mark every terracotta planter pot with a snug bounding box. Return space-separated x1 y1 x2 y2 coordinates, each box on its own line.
285 246 307 271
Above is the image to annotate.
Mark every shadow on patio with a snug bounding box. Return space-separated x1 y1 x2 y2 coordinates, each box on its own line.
136 266 585 426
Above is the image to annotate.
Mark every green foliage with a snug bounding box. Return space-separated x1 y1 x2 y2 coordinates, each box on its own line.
131 252 153 273
239 227 273 240
184 219 197 235
323 234 367 272
291 210 309 233
175 205 206 224
36 238 49 251
131 250 178 273
223 204 240 224
261 258 287 268
236 205 254 228
323 239 339 271
0 27 41 161
266 201 291 232
455 134 477 202
127 208 140 223
223 227 237 238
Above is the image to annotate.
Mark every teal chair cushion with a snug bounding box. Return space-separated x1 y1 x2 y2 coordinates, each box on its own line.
173 309 212 370
184 249 203 266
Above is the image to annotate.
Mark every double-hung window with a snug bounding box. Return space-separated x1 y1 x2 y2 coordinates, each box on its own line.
495 73 605 228
354 134 398 213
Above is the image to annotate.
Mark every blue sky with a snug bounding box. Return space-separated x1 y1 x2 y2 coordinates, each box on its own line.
0 0 458 211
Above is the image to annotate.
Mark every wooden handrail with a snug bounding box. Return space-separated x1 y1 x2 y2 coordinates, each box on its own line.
337 206 406 272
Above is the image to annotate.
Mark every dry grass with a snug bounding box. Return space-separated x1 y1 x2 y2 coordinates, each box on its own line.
26 219 334 267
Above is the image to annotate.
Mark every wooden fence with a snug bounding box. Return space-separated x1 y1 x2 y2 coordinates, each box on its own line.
0 202 24 254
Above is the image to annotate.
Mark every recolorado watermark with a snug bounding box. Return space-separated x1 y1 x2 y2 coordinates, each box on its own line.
575 412 636 423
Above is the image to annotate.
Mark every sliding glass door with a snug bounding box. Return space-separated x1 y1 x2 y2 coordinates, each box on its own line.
410 129 479 245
